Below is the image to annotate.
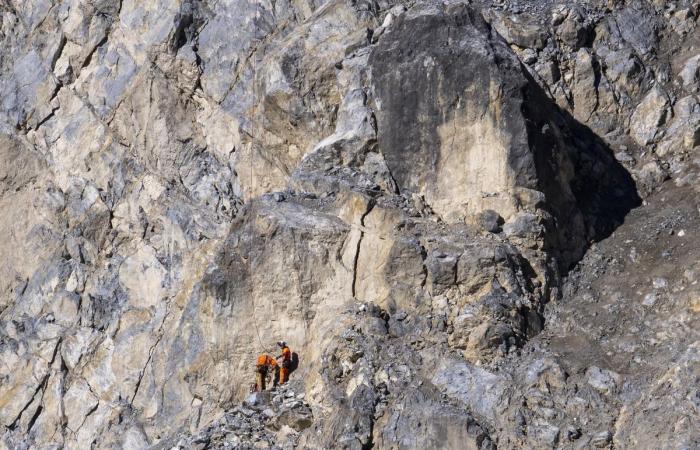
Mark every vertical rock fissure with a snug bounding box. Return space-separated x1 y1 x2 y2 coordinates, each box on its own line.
361 387 381 450
8 338 61 430
57 356 69 443
129 296 174 405
25 405 43 434
352 199 376 299
80 33 108 71
50 34 67 72
130 343 156 405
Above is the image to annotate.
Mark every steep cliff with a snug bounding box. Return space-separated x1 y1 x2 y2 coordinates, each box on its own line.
0 0 698 449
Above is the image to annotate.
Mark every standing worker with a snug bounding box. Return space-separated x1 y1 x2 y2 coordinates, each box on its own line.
277 341 292 384
254 353 277 391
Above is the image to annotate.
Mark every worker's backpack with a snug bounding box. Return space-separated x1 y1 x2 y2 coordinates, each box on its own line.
289 352 299 373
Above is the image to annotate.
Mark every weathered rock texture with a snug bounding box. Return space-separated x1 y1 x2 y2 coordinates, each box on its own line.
0 0 698 449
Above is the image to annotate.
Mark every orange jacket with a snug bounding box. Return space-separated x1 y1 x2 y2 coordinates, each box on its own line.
279 346 291 363
256 354 277 368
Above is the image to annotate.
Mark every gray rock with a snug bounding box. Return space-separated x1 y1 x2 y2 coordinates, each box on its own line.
246 392 272 407
586 366 621 394
530 424 560 446
488 10 548 50
370 3 540 223
503 212 544 240
271 407 313 432
591 430 612 448
474 209 504 233
615 6 660 57
554 7 593 49
603 49 645 97
566 426 582 441
630 87 671 146
520 48 538 65
679 55 700 89
571 49 600 122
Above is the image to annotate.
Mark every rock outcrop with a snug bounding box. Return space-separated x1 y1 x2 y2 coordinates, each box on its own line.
0 0 698 449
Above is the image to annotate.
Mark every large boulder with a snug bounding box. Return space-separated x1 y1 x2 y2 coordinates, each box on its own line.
370 4 539 223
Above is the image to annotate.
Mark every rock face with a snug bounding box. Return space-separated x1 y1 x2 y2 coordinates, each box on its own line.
0 1 698 449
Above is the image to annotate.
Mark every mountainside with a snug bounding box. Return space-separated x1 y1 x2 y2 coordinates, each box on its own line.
0 0 699 449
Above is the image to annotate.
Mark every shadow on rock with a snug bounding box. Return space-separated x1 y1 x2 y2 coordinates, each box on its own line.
522 69 642 270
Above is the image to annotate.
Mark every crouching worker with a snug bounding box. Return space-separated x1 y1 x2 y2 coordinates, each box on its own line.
254 353 278 391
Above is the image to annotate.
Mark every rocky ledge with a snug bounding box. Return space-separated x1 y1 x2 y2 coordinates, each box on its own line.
154 382 313 450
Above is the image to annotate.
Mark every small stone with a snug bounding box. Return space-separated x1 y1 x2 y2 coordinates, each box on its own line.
591 430 612 448
474 209 504 233
503 212 543 239
530 424 560 446
652 277 668 289
684 269 696 283
245 392 271 407
65 271 79 292
566 426 581 441
680 55 700 89
586 366 621 394
521 48 537 65
643 293 657 306
614 151 635 163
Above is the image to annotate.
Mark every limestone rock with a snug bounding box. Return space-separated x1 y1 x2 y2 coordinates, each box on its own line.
679 54 700 90
553 6 593 50
370 4 538 222
615 5 662 58
630 86 671 146
603 49 645 98
586 366 621 394
487 10 547 50
473 209 504 233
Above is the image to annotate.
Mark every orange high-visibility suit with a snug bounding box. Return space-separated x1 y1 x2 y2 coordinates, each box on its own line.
255 354 277 391
278 345 292 384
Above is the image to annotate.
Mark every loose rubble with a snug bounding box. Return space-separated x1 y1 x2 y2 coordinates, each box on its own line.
154 383 313 450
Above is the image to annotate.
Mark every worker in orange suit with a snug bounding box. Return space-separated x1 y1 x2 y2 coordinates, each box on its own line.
277 341 292 384
255 353 277 391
